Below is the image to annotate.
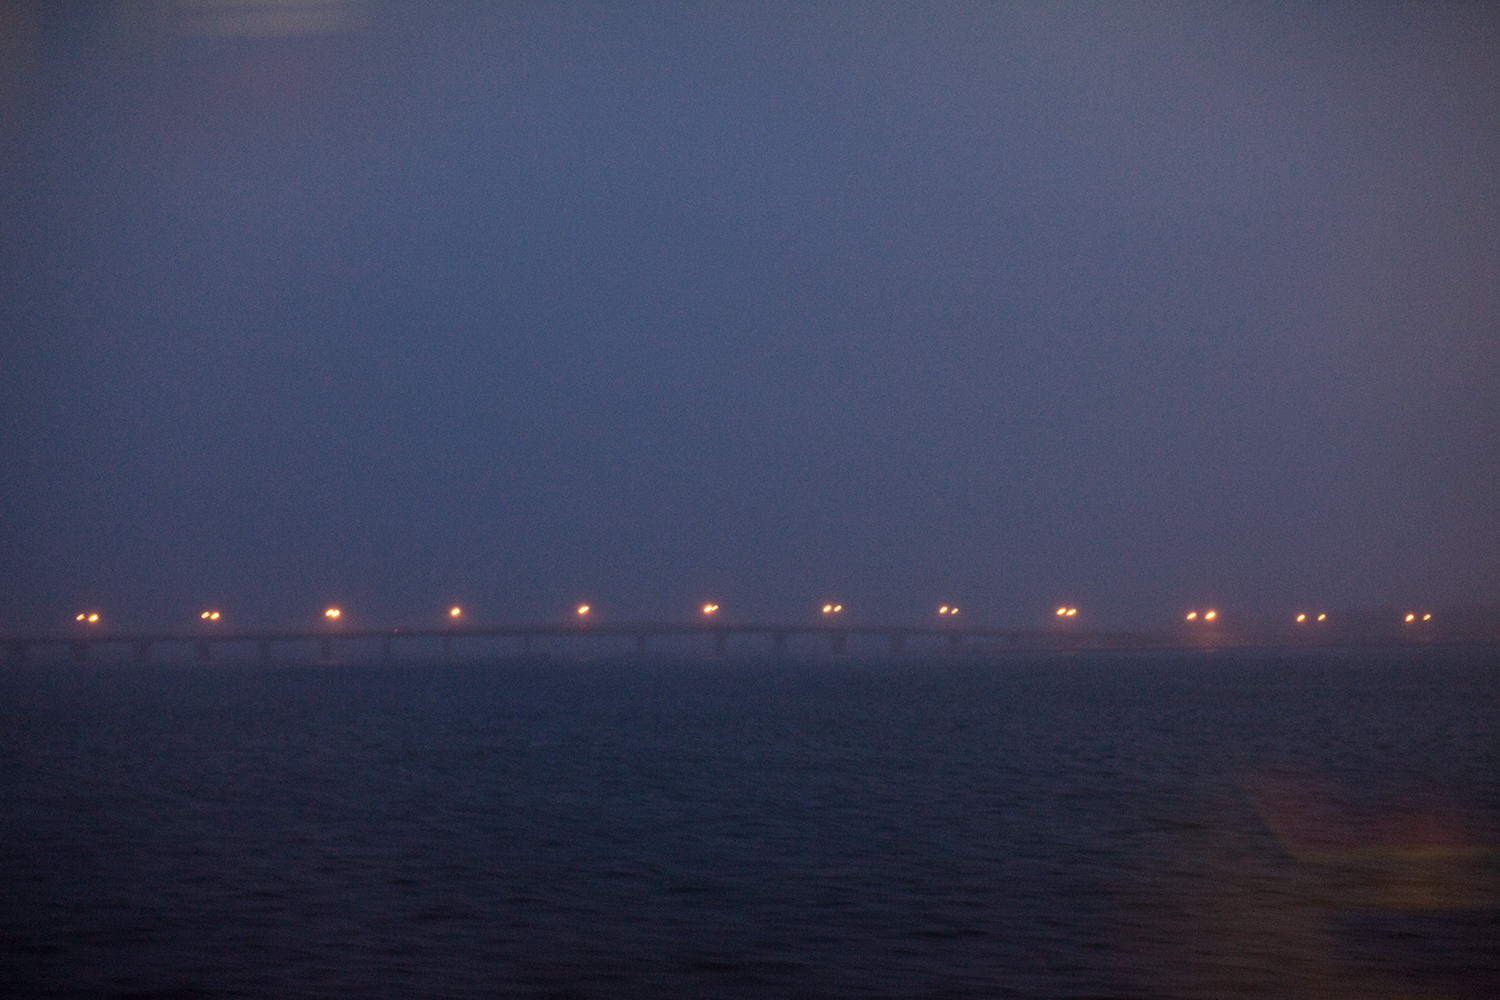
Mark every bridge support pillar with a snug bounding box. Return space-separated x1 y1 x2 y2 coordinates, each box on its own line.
133 640 151 663
830 633 847 655
889 632 905 655
773 633 787 657
195 640 211 664
713 631 726 657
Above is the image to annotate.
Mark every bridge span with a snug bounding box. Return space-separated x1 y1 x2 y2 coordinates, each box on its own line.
2 621 1235 665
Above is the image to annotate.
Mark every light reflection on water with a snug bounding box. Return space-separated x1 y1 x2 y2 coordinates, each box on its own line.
0 650 1495 998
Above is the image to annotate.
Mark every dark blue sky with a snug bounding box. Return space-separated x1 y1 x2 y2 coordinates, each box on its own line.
2 2 1496 631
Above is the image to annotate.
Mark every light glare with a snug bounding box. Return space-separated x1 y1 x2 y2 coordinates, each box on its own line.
325 608 340 619
450 607 462 617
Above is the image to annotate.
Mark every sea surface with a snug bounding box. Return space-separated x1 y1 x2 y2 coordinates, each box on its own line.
2 650 1497 999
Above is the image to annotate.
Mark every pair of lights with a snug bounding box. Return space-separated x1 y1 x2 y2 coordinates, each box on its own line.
702 604 719 615
1295 613 1327 623
1405 613 1432 623
1055 607 1077 617
1185 610 1217 621
577 605 590 616
200 610 221 620
75 612 100 623
822 604 843 614
939 606 959 615
325 608 341 619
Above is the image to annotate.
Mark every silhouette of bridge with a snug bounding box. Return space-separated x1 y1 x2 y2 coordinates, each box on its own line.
2 621 1242 664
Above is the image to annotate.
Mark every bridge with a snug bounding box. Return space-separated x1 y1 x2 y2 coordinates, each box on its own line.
1 621 1240 665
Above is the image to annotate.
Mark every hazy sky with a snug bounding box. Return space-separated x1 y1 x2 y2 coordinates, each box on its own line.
2 1 1496 631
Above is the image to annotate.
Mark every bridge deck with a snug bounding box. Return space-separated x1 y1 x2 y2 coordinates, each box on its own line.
3 622 1482 663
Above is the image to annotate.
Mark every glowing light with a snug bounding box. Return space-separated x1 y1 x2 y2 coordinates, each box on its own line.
1066 608 1076 617
1297 614 1306 622
1057 607 1067 616
577 605 590 616
1204 610 1217 621
1317 614 1326 622
939 606 959 615
200 611 220 621
325 608 341 619
1406 613 1416 623
450 607 462 617
87 613 99 623
1186 611 1197 620
76 614 85 621
1423 613 1432 621
822 604 842 614
702 604 719 615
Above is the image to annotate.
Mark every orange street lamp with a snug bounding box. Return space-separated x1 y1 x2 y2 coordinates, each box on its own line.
702 604 719 615
324 608 341 620
200 610 221 621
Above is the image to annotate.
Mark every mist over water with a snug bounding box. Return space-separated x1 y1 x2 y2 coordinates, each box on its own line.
2 651 1497 998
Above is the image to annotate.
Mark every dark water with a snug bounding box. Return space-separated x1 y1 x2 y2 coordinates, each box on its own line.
2 650 1497 999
